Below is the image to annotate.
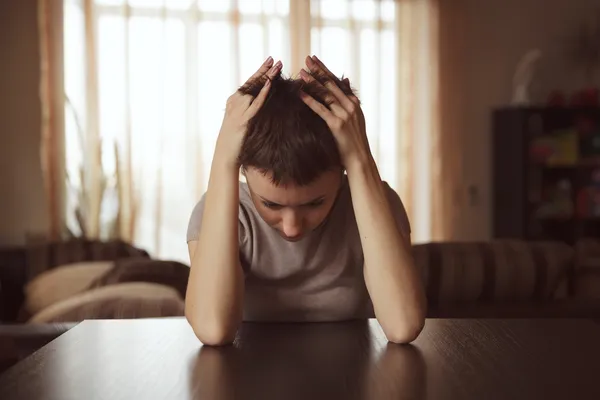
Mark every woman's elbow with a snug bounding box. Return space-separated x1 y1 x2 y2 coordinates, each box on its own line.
185 309 236 346
384 314 426 344
385 322 424 344
195 328 236 347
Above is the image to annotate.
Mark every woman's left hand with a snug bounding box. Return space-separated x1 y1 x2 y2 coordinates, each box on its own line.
299 55 372 170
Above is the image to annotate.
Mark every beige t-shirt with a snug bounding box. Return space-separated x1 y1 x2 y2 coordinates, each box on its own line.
186 175 410 322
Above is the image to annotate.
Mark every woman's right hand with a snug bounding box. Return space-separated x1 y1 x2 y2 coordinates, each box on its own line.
214 56 282 167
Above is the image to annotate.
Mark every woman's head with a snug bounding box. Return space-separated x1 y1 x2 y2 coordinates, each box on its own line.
237 71 356 241
243 167 342 241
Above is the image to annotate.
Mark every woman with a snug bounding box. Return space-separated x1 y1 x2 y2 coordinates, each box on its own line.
186 55 426 346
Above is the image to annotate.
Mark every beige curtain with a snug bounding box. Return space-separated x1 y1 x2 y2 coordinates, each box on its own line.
38 0 65 241
434 0 468 241
39 0 462 261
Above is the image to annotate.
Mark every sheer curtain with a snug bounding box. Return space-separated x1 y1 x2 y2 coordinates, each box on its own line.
40 0 449 262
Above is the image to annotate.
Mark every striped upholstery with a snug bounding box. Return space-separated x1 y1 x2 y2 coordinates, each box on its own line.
89 258 190 299
573 238 600 299
413 240 574 306
25 239 150 281
28 283 184 323
574 238 600 272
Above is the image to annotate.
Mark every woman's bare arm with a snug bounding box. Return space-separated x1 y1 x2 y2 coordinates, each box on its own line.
347 160 426 343
186 161 244 346
185 57 282 345
300 55 426 343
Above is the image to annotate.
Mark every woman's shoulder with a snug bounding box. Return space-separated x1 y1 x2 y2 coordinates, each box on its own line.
186 181 255 242
339 176 410 235
238 180 253 207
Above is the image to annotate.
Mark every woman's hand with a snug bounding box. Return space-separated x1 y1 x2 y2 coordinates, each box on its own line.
299 55 372 170
214 57 282 167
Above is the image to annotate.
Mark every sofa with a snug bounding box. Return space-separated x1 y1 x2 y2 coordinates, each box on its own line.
417 238 600 319
0 239 190 324
2 237 600 323
0 239 192 374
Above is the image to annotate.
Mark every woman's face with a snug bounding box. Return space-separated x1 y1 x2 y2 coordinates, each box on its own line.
244 167 343 242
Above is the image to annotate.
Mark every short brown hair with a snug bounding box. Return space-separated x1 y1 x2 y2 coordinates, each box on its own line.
237 71 357 186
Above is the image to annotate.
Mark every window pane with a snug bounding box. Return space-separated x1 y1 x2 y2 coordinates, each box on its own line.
129 17 163 158
127 17 164 250
239 23 264 82
159 19 188 264
314 27 349 77
63 1 87 235
351 0 376 21
381 0 395 22
63 1 86 159
276 0 289 15
236 0 287 16
268 18 287 67
378 30 397 184
127 17 188 253
359 27 378 160
197 21 233 186
312 0 348 19
310 27 321 59
238 0 262 15
198 0 231 12
162 20 186 138
96 0 195 8
262 0 277 15
128 0 163 7
95 0 124 5
125 0 194 8
97 15 126 176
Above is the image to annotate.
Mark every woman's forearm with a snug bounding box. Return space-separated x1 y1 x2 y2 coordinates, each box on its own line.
185 57 279 345
346 157 426 343
185 159 244 346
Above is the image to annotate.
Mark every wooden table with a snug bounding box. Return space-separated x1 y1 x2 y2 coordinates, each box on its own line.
0 323 76 374
1 318 599 399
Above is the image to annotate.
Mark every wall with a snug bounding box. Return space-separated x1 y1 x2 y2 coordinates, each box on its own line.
0 0 48 246
459 0 600 240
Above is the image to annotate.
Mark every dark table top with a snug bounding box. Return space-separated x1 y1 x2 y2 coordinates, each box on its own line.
0 317 599 399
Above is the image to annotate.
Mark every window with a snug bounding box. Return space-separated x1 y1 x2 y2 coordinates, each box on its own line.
63 0 400 261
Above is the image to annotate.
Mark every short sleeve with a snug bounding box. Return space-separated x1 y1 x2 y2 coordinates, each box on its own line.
186 192 252 275
187 194 206 243
186 193 249 245
383 182 411 237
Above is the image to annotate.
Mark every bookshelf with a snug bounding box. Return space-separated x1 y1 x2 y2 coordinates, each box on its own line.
492 107 600 244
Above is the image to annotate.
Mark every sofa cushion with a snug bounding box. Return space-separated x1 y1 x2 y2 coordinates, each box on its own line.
24 261 115 315
28 282 184 323
572 272 600 299
89 258 190 299
572 238 600 298
25 238 150 282
574 238 600 262
413 240 574 306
